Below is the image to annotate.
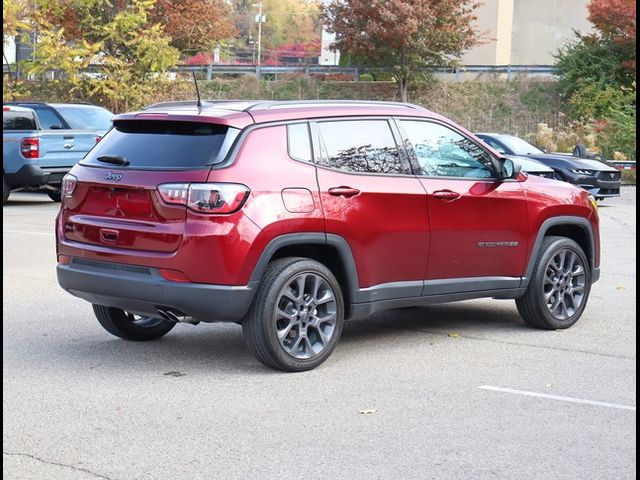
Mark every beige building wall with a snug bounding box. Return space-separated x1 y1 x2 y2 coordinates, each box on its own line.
461 0 593 65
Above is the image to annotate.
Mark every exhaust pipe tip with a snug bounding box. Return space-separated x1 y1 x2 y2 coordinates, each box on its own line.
157 308 199 325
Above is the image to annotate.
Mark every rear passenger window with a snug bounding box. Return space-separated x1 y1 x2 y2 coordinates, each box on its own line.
3 111 37 130
317 120 407 174
287 123 312 162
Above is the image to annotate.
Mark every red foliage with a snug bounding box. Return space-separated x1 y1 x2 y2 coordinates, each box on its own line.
588 0 636 72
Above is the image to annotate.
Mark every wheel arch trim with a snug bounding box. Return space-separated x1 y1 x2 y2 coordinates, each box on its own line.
522 216 596 288
249 233 360 297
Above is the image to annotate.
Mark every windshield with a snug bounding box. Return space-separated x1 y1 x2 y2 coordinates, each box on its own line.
500 136 544 155
56 106 114 130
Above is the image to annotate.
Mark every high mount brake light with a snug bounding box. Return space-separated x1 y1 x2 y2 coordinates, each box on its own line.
157 183 250 214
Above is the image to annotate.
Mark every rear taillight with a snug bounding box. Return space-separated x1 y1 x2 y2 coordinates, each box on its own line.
61 174 77 197
158 183 250 214
20 137 40 159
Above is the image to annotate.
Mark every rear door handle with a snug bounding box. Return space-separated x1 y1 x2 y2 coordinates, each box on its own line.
328 186 360 198
433 190 461 201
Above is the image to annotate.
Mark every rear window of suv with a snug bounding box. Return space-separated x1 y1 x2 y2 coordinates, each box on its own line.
82 120 237 168
3 110 37 130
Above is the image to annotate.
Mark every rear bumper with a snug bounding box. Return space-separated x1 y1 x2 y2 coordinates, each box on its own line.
5 164 69 188
57 258 257 323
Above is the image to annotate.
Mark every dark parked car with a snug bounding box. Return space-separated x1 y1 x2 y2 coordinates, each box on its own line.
56 100 601 371
506 155 554 179
476 133 621 200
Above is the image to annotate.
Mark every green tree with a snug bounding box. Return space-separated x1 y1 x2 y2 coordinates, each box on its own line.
23 0 180 111
323 0 481 102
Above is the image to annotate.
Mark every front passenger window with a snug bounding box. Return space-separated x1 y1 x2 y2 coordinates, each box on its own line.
400 120 495 178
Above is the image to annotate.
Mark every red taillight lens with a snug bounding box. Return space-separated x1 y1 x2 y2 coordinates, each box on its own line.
157 183 190 205
157 183 250 214
61 174 77 197
20 137 40 159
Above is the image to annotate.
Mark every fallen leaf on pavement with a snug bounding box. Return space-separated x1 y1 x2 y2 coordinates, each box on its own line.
358 408 377 415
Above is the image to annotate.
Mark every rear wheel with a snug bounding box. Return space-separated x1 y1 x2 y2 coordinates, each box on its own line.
516 236 591 329
243 257 344 372
3 176 9 204
47 189 62 202
92 305 175 341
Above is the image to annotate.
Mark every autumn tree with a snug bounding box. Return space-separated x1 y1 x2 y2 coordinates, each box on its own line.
588 0 636 73
555 0 635 113
152 0 237 55
229 0 321 63
323 0 481 101
22 0 180 111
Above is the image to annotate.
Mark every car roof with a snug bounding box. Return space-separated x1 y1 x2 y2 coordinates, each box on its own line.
5 101 105 109
3 105 36 113
476 132 517 139
115 100 444 129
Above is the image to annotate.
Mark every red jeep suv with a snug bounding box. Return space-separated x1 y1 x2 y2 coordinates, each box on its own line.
56 100 600 371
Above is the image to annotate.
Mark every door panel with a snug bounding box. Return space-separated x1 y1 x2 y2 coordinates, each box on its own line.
397 118 528 280
314 119 429 288
420 178 528 279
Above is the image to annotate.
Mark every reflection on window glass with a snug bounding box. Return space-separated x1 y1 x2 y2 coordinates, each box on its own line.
317 120 406 174
401 121 494 178
33 107 65 129
482 137 507 154
287 123 312 161
56 106 113 130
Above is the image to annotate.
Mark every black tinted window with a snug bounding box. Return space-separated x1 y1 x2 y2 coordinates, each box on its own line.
287 123 312 161
82 121 233 168
317 120 406 174
3 111 37 130
401 121 495 178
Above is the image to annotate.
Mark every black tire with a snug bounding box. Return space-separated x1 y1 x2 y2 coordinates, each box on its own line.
573 143 588 158
243 257 344 372
47 189 62 202
3 176 9 205
516 236 591 330
92 305 176 341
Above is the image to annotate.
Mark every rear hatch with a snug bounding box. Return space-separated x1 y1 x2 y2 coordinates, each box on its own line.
61 118 240 253
39 130 102 168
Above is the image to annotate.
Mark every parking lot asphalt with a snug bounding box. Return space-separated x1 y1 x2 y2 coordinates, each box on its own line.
3 187 636 480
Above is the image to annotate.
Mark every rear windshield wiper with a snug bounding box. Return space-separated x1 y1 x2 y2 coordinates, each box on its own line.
97 155 130 166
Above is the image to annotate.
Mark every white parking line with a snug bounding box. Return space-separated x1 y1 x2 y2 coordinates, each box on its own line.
3 210 59 216
3 230 55 237
478 386 636 411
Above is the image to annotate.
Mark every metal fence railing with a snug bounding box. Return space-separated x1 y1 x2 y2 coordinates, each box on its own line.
4 63 557 82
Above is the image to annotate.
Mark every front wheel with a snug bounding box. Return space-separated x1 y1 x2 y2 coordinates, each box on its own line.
92 305 176 341
516 236 591 329
243 257 344 372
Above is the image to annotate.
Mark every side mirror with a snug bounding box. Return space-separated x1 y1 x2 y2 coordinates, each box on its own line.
499 157 522 180
49 124 63 130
